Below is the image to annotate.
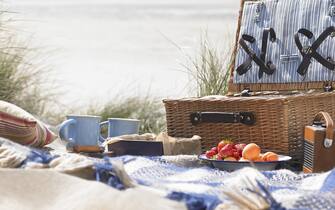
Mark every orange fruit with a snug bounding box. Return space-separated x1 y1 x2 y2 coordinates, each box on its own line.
262 152 279 162
242 143 261 160
253 155 264 162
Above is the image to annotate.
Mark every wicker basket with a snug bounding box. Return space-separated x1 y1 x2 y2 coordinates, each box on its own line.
164 93 335 164
163 0 335 165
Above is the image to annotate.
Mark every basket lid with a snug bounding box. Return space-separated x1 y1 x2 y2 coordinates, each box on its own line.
228 0 335 93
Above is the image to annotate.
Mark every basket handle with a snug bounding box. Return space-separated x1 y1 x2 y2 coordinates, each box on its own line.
313 112 334 148
190 112 256 126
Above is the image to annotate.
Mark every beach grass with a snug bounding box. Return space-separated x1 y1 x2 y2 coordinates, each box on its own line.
0 30 57 117
184 35 232 97
164 31 232 97
0 7 230 134
87 96 166 134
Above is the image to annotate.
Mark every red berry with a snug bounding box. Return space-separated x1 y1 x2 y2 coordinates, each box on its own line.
210 147 218 154
219 144 235 158
233 150 240 160
217 142 226 152
216 154 223 160
238 150 243 157
205 150 215 159
217 139 233 152
235 143 247 151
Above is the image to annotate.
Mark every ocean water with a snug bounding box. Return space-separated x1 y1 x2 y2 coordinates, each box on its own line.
6 0 240 106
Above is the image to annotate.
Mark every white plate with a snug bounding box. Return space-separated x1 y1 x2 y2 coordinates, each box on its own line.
199 154 292 171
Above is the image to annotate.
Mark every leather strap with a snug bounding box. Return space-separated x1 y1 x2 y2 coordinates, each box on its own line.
259 28 277 78
190 112 256 126
236 35 257 75
295 26 335 76
314 112 334 142
236 28 276 79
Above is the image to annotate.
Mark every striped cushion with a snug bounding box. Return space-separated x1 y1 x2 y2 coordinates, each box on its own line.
0 101 57 147
234 0 335 84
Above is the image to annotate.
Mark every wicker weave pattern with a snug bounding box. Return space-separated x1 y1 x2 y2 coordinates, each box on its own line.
164 92 335 163
163 0 335 165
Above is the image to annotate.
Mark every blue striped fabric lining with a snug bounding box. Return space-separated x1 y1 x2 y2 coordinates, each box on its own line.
234 0 335 84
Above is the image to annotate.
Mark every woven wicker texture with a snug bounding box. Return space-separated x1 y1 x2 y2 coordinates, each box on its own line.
164 92 335 164
163 0 335 166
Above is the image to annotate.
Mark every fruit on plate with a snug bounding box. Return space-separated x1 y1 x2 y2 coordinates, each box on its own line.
205 150 216 159
219 144 235 158
217 139 233 152
235 143 246 154
203 141 279 162
262 152 279 161
242 143 261 161
254 156 264 162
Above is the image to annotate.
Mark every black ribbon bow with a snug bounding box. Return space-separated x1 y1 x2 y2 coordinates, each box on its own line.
295 26 335 76
236 28 277 79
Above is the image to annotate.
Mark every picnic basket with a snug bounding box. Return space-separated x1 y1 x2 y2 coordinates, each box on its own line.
163 0 335 165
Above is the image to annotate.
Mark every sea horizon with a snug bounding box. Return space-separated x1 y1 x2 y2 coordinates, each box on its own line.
6 0 240 107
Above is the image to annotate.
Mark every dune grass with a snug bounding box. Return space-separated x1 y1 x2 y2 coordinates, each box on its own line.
87 96 166 134
0 11 60 123
184 36 232 97
0 6 230 135
87 34 233 134
0 49 56 116
163 31 232 97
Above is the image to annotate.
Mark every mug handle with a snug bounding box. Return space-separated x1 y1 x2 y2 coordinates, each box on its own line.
99 121 109 143
59 119 76 144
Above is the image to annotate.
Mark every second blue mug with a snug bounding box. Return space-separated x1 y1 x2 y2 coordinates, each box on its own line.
100 118 140 140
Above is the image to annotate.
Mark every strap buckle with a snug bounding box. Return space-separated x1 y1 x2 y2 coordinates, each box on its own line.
324 138 333 148
241 88 252 97
302 46 313 55
324 83 333 92
254 2 265 23
254 14 261 23
330 6 335 17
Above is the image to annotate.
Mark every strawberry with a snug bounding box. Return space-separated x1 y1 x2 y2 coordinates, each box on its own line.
219 144 235 158
217 139 233 152
205 150 216 159
217 142 226 152
232 150 241 160
216 154 223 160
235 143 247 151
210 147 218 154
238 149 243 158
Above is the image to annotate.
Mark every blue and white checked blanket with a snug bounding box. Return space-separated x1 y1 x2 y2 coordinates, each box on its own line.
93 155 335 210
8 140 335 210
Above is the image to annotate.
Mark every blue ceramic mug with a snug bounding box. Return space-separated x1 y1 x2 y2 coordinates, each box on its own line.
59 115 104 146
100 118 140 140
